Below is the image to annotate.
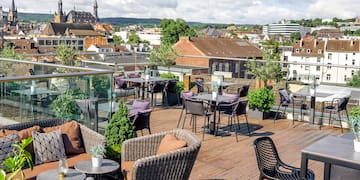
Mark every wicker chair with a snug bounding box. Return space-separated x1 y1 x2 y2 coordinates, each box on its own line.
121 129 201 180
253 137 314 180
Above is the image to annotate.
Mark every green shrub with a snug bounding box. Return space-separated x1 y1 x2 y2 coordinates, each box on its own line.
349 106 360 140
248 87 275 112
49 88 86 119
104 100 134 161
160 73 184 93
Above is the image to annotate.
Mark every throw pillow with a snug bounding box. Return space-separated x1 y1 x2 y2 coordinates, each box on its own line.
156 134 187 155
43 121 84 155
0 133 19 168
132 100 150 110
0 129 17 138
32 129 66 165
18 126 41 140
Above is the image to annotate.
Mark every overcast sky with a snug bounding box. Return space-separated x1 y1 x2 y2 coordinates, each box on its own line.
2 0 360 24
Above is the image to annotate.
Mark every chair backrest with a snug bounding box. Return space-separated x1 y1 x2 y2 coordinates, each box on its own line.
337 96 350 110
195 78 204 93
114 76 127 89
235 100 248 116
132 109 152 131
165 80 177 93
181 91 194 107
253 137 281 177
185 98 206 116
279 89 291 104
150 81 166 93
238 85 250 97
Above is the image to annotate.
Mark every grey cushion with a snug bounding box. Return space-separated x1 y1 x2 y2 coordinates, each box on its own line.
0 133 19 168
32 129 66 165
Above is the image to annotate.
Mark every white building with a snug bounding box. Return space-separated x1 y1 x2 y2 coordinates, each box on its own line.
282 39 360 84
87 44 114 60
263 23 311 37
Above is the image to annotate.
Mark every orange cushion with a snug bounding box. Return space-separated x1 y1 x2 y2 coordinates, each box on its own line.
43 121 84 155
121 161 135 180
156 134 187 155
0 129 17 138
10 153 92 180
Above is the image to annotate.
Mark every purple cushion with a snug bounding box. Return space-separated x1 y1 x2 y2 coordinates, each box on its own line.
132 100 150 110
129 108 152 117
181 91 194 99
222 92 238 103
114 76 126 89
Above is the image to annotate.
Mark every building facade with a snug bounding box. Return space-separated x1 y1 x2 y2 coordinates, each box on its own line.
263 23 310 37
282 39 360 84
54 0 98 24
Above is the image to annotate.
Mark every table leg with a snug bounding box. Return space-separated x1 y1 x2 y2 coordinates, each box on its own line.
141 83 145 100
324 163 331 180
300 153 309 179
320 102 325 130
310 96 316 124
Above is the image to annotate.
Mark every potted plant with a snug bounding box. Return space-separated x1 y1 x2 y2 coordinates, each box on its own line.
90 144 106 167
248 87 275 120
349 106 360 152
1 137 33 180
211 82 219 100
104 100 135 162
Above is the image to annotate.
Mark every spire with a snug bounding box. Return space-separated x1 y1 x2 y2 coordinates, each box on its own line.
93 0 98 21
11 0 15 11
58 0 63 15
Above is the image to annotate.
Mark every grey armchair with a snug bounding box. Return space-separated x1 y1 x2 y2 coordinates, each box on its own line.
121 129 201 180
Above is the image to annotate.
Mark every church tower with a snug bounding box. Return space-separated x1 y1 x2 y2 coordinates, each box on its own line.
54 0 65 23
93 0 98 22
7 0 17 26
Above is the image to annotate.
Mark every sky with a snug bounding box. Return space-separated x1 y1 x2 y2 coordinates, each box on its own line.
2 0 360 25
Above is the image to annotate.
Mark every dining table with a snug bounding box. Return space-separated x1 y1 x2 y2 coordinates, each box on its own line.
300 135 360 180
192 93 234 135
203 81 236 93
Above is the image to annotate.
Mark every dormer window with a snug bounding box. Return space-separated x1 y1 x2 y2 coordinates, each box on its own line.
307 49 311 54
295 48 300 53
318 49 322 54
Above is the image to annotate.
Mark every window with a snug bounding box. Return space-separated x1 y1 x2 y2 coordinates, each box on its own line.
344 75 347 81
317 57 321 62
38 40 44 45
235 63 240 73
307 49 311 54
305 66 310 70
353 59 355 65
346 54 348 60
316 66 320 71
352 70 355 75
212 62 217 73
295 48 299 53
326 74 331 80
327 63 332 69
318 49 322 54
353 52 356 56
225 63 229 72
328 53 332 60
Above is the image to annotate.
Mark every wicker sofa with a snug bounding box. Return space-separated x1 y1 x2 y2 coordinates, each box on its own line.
121 129 201 180
0 119 105 180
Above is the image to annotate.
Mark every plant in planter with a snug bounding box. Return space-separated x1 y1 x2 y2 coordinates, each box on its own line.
90 144 106 167
248 87 275 120
104 100 134 162
1 137 33 180
49 88 86 119
349 106 360 152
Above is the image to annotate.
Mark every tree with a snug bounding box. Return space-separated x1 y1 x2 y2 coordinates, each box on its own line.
348 70 360 87
112 34 123 46
290 32 301 42
246 58 282 87
56 44 77 66
0 45 20 76
127 31 140 44
160 18 197 45
104 100 134 161
149 44 178 71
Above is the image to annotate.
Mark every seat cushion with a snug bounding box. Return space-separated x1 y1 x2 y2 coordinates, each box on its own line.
32 129 66 165
0 129 17 138
121 161 135 180
132 100 150 110
156 134 187 155
18 153 91 180
0 133 19 168
43 121 85 155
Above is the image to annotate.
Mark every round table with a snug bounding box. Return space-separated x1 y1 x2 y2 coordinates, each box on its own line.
37 169 86 180
74 159 119 179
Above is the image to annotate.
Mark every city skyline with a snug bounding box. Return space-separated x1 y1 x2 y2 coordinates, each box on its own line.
1 0 360 24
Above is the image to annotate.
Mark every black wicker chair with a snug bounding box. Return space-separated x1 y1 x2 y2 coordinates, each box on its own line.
148 81 166 106
131 109 152 136
323 96 350 133
237 84 250 98
184 98 212 140
253 137 315 180
274 89 306 125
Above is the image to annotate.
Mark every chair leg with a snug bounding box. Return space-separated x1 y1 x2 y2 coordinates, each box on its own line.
182 114 187 129
202 116 207 141
236 115 241 132
244 114 251 135
231 116 238 142
338 111 343 133
345 109 350 122
177 108 184 128
274 104 282 123
328 111 332 127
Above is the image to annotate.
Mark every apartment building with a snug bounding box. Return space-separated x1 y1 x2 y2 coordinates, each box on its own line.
263 23 311 37
282 39 360 84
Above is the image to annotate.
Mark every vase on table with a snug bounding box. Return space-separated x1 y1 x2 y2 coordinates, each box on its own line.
92 157 103 167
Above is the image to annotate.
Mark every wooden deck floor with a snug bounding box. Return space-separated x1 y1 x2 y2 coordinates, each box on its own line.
148 107 347 180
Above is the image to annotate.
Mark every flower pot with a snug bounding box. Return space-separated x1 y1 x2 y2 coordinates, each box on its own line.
92 157 103 167
354 139 360 152
248 108 272 120
212 92 218 100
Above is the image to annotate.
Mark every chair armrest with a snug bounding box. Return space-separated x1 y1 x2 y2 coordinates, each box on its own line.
80 124 105 153
121 133 164 161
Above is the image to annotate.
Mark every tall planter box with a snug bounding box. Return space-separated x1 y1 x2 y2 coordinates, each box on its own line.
248 109 271 120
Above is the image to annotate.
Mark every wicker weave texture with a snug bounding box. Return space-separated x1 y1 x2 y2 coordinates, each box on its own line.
122 129 201 180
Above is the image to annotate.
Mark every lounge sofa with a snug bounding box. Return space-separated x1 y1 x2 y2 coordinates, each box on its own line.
0 119 105 180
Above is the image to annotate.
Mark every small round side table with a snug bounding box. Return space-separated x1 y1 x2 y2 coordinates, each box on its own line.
74 159 119 179
37 169 86 180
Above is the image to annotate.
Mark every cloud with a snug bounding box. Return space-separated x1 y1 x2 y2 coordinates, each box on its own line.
5 0 360 24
